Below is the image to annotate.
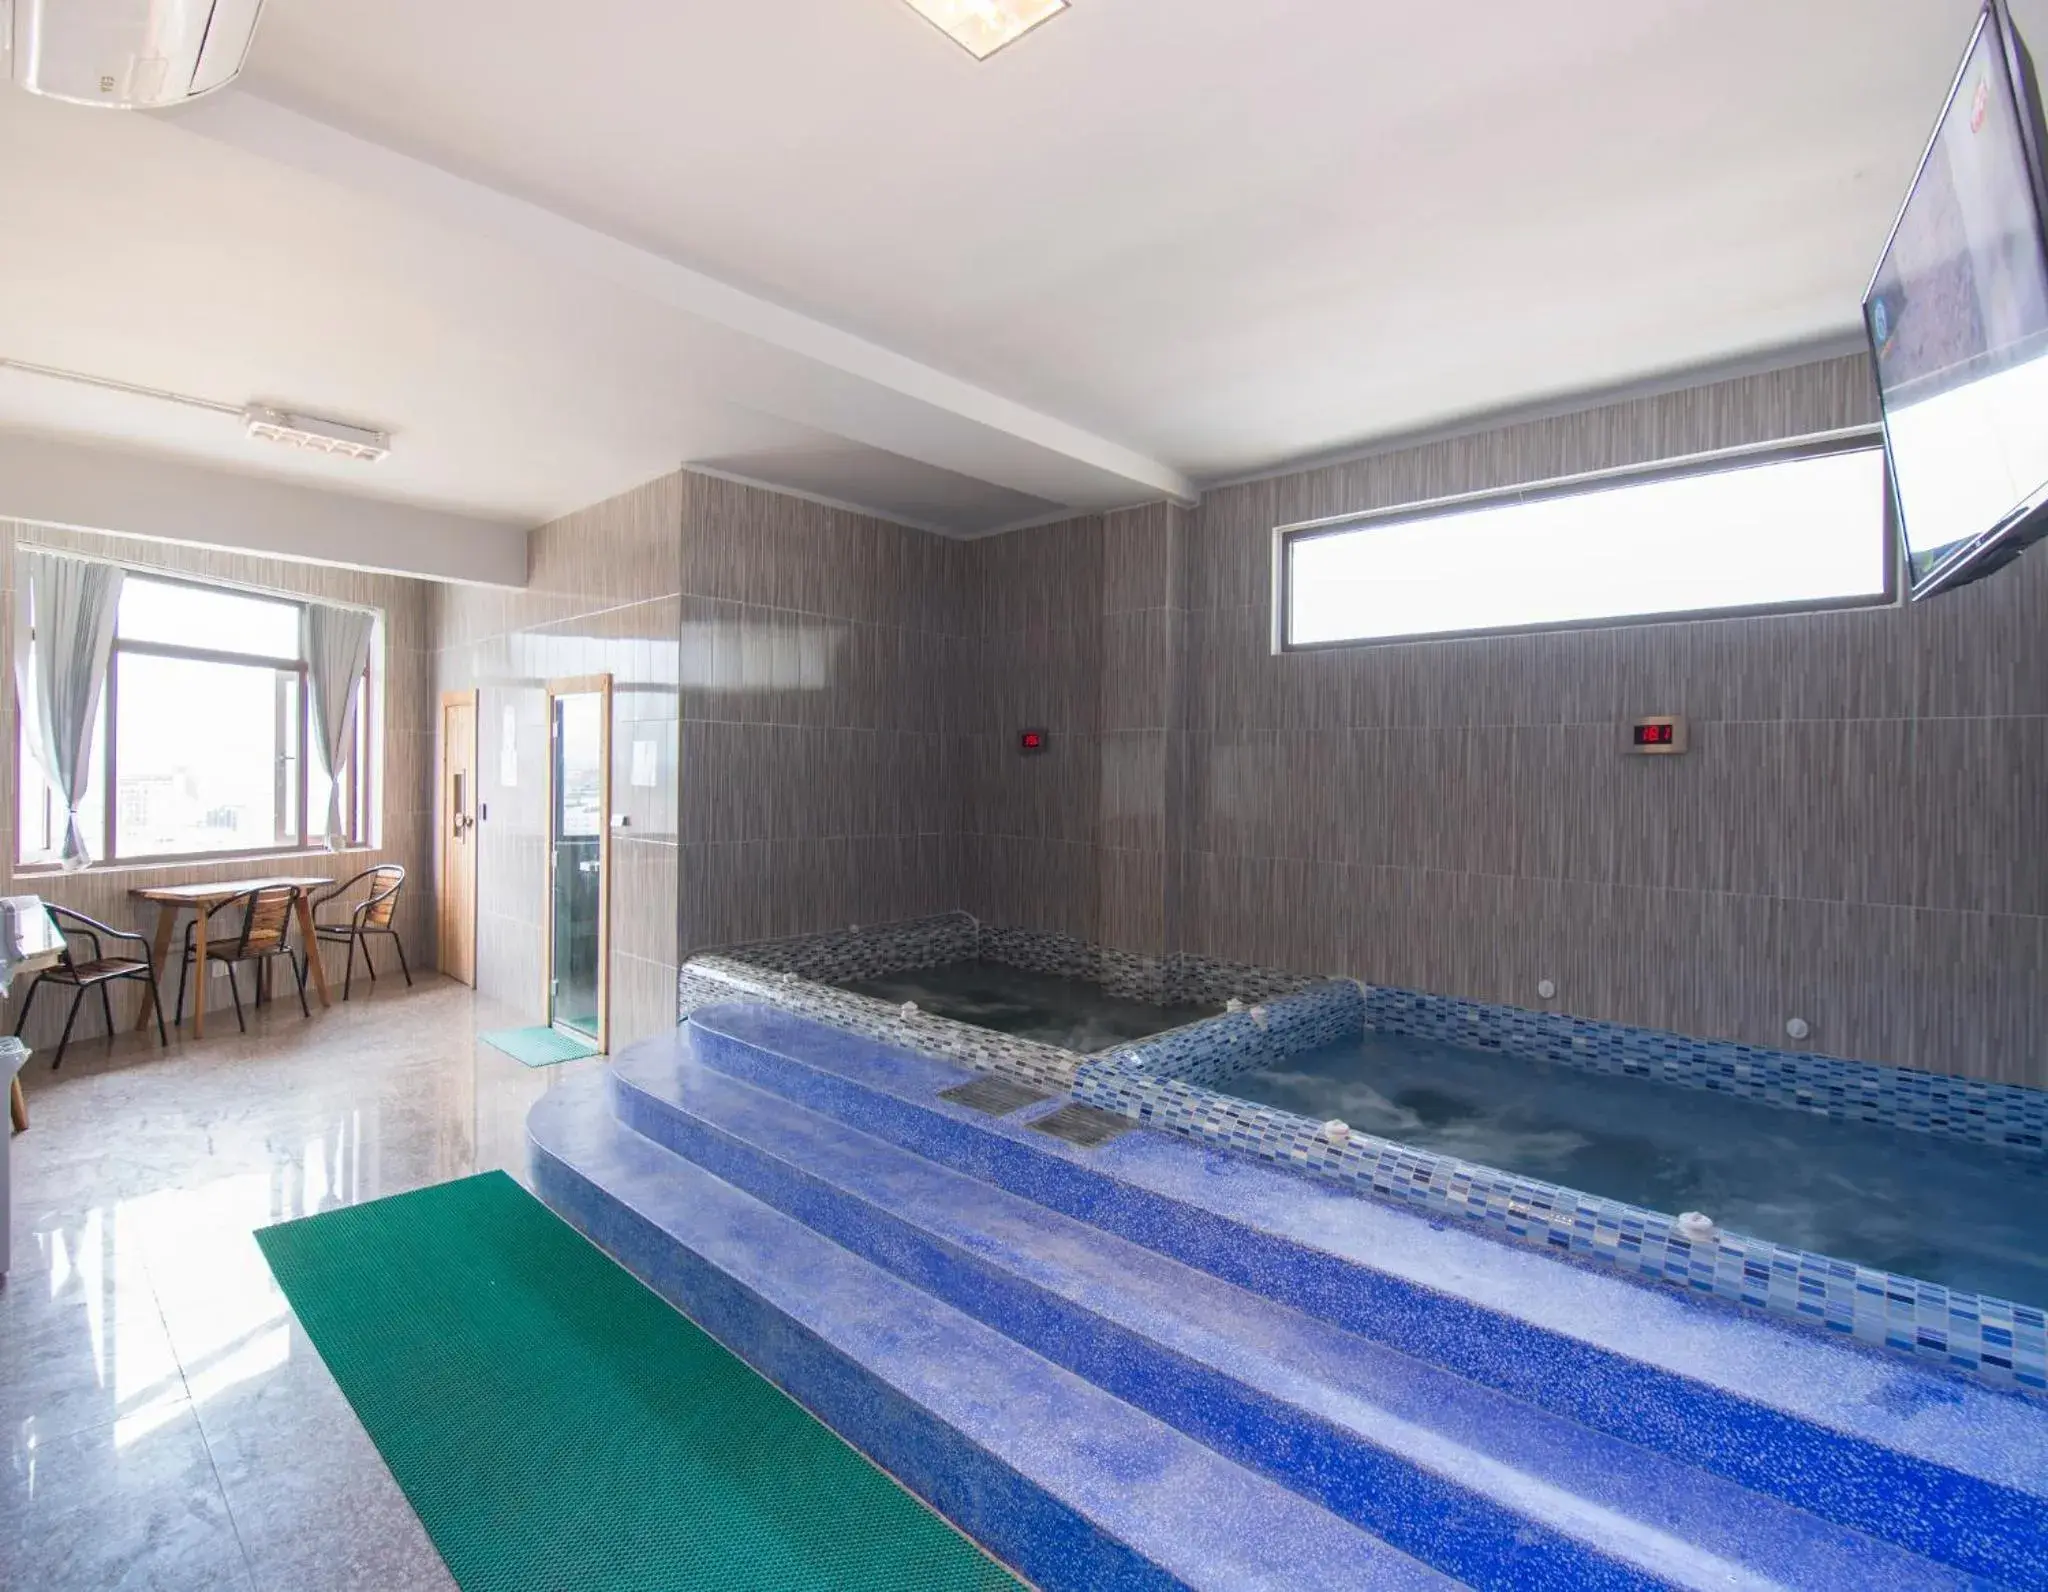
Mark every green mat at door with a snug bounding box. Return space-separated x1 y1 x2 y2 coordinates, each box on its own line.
256 1171 1019 1592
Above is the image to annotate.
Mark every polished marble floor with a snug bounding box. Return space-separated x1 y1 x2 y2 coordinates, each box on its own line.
1 974 604 1591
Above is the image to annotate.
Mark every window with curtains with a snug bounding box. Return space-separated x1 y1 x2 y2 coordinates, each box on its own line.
14 573 377 866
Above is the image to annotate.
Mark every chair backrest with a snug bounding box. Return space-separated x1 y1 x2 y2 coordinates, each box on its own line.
46 905 105 969
362 865 406 929
235 887 299 955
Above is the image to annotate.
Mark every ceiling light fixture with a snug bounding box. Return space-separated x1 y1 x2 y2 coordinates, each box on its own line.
243 407 390 462
902 0 1068 60
0 357 391 462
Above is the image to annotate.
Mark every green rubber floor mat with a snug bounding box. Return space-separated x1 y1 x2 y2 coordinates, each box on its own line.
480 1026 601 1066
256 1171 1021 1592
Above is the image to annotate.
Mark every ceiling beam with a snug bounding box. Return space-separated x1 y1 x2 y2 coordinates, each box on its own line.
168 91 1197 511
0 430 527 585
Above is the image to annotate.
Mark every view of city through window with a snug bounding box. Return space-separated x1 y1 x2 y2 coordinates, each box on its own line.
15 571 372 865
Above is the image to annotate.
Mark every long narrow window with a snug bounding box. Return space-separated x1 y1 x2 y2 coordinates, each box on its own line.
1278 435 1894 649
15 571 377 866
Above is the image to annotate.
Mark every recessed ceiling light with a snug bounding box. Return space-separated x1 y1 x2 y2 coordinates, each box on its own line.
243 407 390 462
902 0 1068 60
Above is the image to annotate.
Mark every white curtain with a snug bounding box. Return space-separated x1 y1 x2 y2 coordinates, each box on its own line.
10 552 123 869
303 604 376 848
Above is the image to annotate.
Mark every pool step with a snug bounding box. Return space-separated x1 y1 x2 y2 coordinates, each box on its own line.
527 1075 1453 1592
610 1043 1978 1591
678 1000 2048 1588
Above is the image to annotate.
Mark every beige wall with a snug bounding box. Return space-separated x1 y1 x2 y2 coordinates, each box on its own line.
1 519 437 1048
433 473 685 1049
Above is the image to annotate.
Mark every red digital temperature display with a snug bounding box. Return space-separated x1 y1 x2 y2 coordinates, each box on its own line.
1627 716 1686 754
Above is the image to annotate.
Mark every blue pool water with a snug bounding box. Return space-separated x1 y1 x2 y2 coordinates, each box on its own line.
842 960 1217 1054
1221 1030 2048 1308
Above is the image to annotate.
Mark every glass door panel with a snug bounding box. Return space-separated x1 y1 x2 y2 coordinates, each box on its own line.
550 689 605 1041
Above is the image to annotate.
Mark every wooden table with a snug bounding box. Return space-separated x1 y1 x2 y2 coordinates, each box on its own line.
130 877 335 1040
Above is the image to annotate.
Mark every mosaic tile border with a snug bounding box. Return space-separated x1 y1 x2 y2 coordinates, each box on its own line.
710 914 1316 1013
714 913 980 986
1118 980 1366 1086
1364 987 2048 1158
681 917 2048 1391
689 915 1318 1090
679 956 1080 1092
1084 993 2048 1395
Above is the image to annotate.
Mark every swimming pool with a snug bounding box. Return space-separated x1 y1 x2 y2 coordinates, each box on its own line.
840 960 1218 1055
685 915 2048 1386
1218 1027 2048 1308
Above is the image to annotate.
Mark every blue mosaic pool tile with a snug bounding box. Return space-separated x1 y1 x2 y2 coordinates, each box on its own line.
1361 986 2048 1157
1120 980 1365 1085
686 920 2048 1395
1073 1044 2048 1396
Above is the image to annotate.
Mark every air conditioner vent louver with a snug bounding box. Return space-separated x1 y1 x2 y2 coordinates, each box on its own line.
7 0 266 109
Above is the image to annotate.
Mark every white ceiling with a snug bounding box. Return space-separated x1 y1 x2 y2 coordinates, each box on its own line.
0 0 2004 543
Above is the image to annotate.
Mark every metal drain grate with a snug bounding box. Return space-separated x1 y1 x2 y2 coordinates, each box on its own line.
938 1076 1053 1117
1027 1103 1137 1149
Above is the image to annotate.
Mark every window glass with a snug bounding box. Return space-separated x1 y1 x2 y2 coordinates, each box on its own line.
116 577 301 658
113 653 294 858
14 565 373 867
1284 445 1890 647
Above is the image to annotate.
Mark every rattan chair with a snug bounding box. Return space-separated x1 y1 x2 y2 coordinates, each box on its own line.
11 906 168 1068
175 886 310 1033
310 865 411 1000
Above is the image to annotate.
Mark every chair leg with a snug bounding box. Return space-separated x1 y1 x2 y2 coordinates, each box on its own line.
227 964 246 1034
293 952 311 1019
176 954 190 1029
342 936 357 1002
98 984 116 1044
362 938 377 982
53 988 85 1070
390 932 413 988
12 977 39 1038
147 971 168 1048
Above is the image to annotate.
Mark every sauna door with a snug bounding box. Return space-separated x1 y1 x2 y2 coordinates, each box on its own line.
438 691 478 987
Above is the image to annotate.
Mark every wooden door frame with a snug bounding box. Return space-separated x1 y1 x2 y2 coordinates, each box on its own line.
438 690 479 988
543 674 613 1052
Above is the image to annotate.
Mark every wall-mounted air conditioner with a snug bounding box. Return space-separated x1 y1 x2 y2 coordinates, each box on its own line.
1 0 265 110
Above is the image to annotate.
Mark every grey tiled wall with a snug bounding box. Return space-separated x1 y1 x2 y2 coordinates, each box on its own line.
944 354 2044 1086
1177 355 2047 1086
956 503 1190 955
1 519 438 1045
434 352 2041 1085
673 473 965 957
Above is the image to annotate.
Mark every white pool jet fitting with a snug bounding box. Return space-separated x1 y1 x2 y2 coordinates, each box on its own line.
1676 1211 1720 1243
1321 1119 1350 1144
900 1002 919 1018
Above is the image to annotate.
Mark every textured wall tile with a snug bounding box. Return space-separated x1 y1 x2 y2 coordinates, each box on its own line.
1099 610 1170 731
1169 355 2044 1081
1103 503 1171 616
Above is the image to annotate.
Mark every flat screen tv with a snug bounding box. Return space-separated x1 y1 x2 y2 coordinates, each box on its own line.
1865 0 2048 599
